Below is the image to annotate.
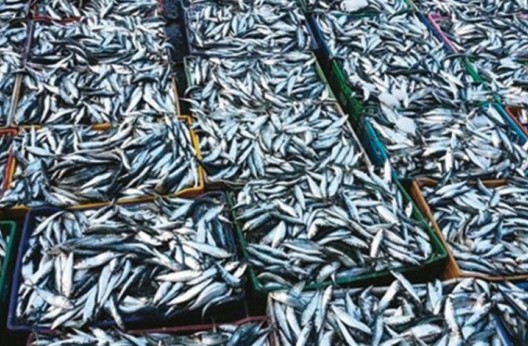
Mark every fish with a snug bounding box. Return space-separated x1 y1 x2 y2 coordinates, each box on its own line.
14 63 177 125
515 108 528 126
366 103 528 179
417 0 528 17
37 0 160 19
423 177 528 276
185 52 332 113
270 277 526 345
314 12 491 108
0 0 29 20
29 15 170 67
195 101 365 184
0 117 200 208
303 0 410 14
234 168 434 290
30 321 271 345
16 193 245 329
185 1 314 56
0 19 26 125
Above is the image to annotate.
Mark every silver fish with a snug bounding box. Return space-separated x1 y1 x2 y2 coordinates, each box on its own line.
30 15 170 67
16 194 244 329
186 52 332 113
14 63 177 125
1 117 200 208
0 132 13 192
314 12 491 108
0 0 29 20
195 101 365 184
31 321 270 346
418 0 528 16
185 1 314 56
303 0 410 14
423 178 528 276
0 228 8 271
235 168 433 290
367 103 528 179
37 0 160 19
270 277 525 345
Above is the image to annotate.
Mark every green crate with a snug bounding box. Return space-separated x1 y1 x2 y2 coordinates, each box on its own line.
328 60 364 124
0 221 16 305
183 53 336 104
228 184 449 294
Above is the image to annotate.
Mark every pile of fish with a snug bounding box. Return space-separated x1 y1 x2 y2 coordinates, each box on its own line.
186 53 332 113
0 19 26 125
0 132 13 190
14 63 176 125
367 103 528 179
423 178 528 276
0 0 28 20
185 2 314 56
515 108 528 127
235 169 434 290
472 56 528 107
269 276 528 345
195 102 364 184
418 0 528 16
37 0 160 19
16 194 245 329
302 0 410 13
0 117 200 208
30 16 169 67
314 12 490 108
31 321 270 345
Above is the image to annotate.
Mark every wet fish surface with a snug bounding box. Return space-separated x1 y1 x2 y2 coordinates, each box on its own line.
314 12 490 108
185 1 314 56
0 0 29 20
423 178 528 276
0 117 200 208
31 321 270 345
303 0 410 14
367 103 528 179
195 101 364 184
235 168 433 290
37 0 160 19
16 194 244 329
30 16 170 67
14 63 177 125
270 277 526 345
186 53 332 113
417 0 528 16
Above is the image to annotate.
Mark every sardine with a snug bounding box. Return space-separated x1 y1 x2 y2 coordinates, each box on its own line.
16 194 244 329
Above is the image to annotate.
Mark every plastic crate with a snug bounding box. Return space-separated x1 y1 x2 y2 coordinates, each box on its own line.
0 221 17 308
9 192 244 332
3 117 204 213
228 177 448 294
411 178 528 282
184 4 318 57
183 52 336 104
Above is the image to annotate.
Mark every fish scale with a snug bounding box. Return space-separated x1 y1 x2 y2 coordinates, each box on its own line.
30 321 271 345
16 194 244 329
195 101 365 184
0 117 200 208
14 63 177 125
270 278 527 345
423 178 528 276
367 103 528 179
235 169 433 290
186 1 314 56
